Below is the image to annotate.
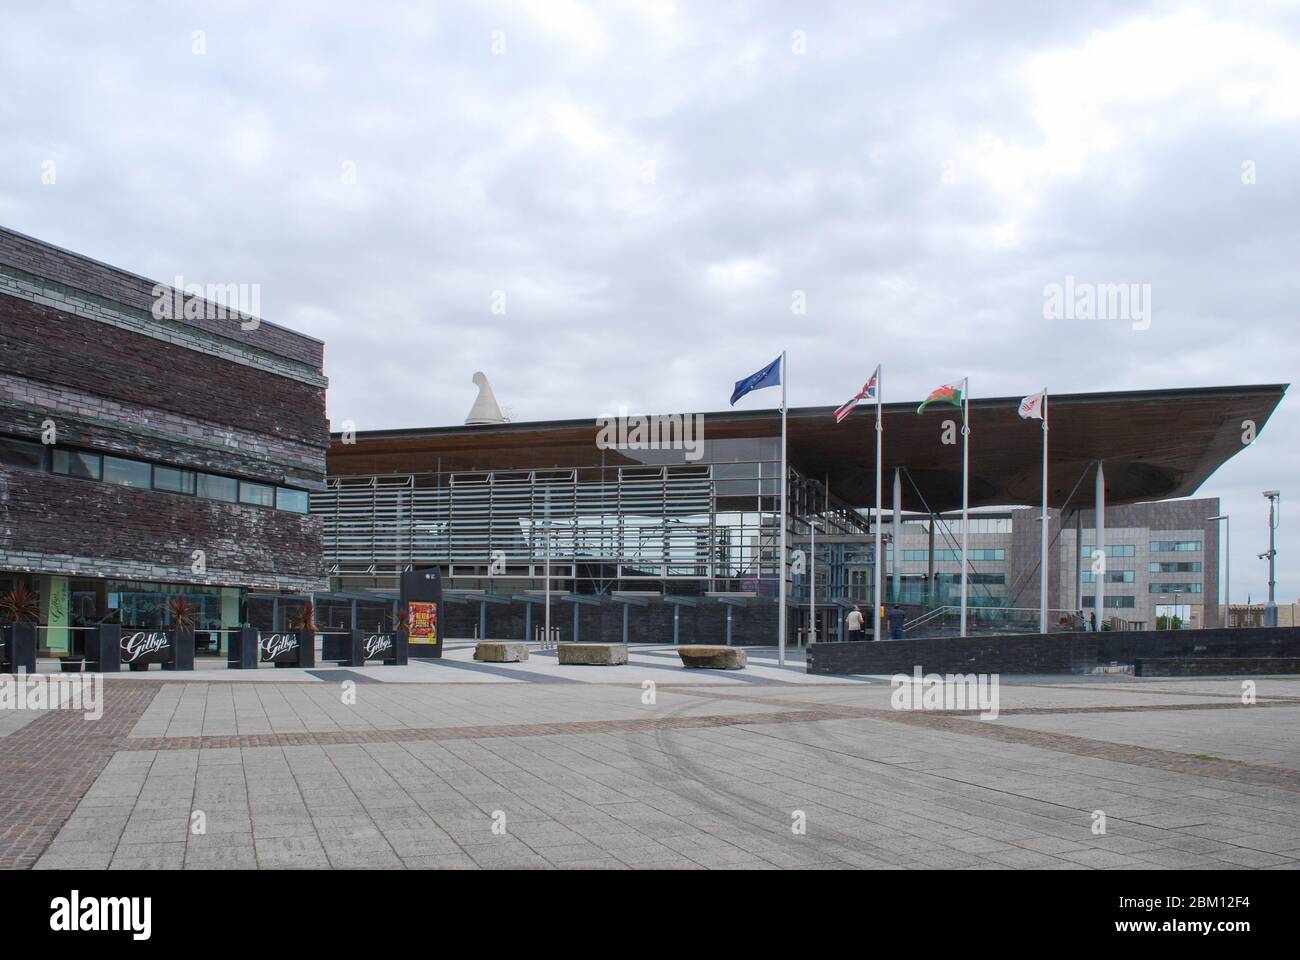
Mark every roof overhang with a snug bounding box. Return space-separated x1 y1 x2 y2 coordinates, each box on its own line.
327 383 1287 513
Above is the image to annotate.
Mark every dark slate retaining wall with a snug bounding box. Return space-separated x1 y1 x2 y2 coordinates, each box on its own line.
443 596 778 646
806 627 1300 675
1135 658 1300 677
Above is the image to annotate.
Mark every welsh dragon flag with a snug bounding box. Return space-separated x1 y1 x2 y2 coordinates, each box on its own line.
916 380 965 414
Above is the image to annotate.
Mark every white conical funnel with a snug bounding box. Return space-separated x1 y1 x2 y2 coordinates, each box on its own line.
465 371 507 425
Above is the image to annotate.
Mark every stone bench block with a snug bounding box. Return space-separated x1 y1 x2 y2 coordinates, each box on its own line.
557 643 628 665
474 641 530 663
678 645 747 669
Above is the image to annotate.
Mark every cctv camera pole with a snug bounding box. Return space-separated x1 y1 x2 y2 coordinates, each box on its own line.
1265 492 1280 627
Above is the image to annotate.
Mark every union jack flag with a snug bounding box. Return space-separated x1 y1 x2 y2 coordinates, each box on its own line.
833 367 880 423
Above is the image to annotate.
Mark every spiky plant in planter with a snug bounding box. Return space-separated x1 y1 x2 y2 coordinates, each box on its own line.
1 583 39 673
288 600 317 669
291 600 317 632
169 596 197 630
0 583 38 624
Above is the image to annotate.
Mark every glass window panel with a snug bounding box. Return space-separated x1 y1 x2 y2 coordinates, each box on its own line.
277 487 309 513
239 481 275 507
102 456 152 488
0 437 44 470
153 465 197 494
52 449 101 480
197 473 238 502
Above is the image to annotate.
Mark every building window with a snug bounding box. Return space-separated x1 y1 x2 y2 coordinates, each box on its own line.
903 548 1005 562
52 449 102 480
0 436 45 470
1080 544 1137 557
276 487 309 513
153 465 197 495
1149 583 1202 594
1083 570 1135 583
197 473 238 502
1081 595 1137 608
1149 561 1202 573
239 481 275 507
1151 540 1201 552
102 456 152 489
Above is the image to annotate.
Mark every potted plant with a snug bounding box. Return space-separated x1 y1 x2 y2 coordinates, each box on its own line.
289 600 317 668
166 596 197 671
0 583 39 673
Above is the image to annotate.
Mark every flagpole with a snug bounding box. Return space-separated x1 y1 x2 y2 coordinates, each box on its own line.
873 367 883 644
1039 389 1049 634
778 350 788 666
960 377 969 638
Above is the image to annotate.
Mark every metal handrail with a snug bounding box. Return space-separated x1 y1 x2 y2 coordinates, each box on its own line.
904 605 1077 631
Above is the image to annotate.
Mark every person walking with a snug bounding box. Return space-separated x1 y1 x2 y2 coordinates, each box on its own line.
1088 611 1097 633
887 604 906 640
845 604 864 641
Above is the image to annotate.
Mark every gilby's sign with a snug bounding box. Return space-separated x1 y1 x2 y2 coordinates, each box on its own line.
259 632 300 664
120 631 172 666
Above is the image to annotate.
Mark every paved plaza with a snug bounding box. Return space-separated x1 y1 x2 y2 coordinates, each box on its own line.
2 643 1299 870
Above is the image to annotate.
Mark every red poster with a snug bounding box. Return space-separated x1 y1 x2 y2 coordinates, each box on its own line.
407 601 438 643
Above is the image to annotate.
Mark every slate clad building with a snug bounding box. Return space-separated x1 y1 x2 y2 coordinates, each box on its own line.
0 227 329 655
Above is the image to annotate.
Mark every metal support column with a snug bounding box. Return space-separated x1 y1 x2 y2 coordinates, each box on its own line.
892 467 902 602
1094 462 1106 630
927 514 936 606
1074 511 1083 614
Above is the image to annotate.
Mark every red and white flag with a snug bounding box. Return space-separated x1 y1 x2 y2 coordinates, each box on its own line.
834 366 880 422
1018 390 1046 420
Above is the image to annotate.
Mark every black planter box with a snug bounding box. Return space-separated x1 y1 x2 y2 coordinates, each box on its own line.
165 628 195 671
2 623 38 673
227 626 259 670
89 624 122 672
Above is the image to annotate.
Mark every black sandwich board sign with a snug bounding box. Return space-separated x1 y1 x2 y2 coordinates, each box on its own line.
401 566 443 658
259 630 315 667
227 628 316 669
119 628 194 671
320 630 407 666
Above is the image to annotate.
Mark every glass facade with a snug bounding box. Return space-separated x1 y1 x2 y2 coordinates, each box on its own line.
311 437 876 601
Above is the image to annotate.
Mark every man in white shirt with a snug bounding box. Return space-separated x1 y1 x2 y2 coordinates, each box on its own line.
845 605 864 641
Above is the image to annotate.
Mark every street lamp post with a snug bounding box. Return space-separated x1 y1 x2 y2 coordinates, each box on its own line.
1209 514 1229 628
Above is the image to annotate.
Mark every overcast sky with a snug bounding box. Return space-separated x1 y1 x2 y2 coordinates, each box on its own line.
1 0 1295 602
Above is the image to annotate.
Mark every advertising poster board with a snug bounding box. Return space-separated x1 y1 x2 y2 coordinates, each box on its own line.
400 567 443 658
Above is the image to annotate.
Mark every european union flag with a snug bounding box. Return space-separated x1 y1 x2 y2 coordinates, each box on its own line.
730 355 782 406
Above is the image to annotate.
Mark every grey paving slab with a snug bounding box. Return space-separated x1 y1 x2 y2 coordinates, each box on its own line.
22 672 1300 871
